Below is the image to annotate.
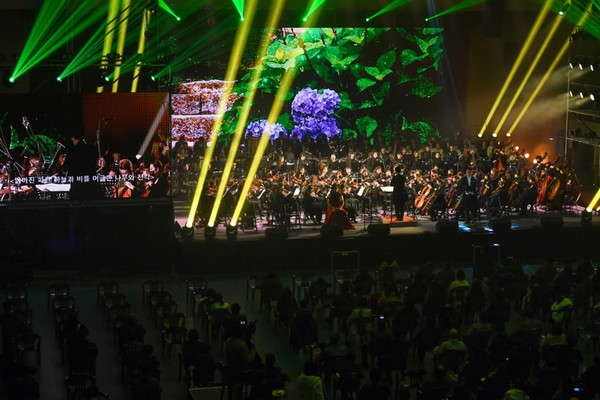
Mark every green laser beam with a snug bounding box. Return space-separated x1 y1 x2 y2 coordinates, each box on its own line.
230 0 245 19
158 0 180 21
425 0 486 21
304 0 327 20
14 1 108 79
368 0 413 21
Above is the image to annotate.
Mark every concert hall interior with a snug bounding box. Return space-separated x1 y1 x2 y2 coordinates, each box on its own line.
1 1 600 400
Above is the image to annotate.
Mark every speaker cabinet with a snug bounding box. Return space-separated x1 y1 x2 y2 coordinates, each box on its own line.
489 216 511 231
367 224 390 236
320 225 343 238
265 227 288 240
541 215 563 229
436 219 458 233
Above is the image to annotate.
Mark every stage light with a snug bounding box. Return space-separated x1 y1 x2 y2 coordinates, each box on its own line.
206 2 285 229
559 1 570 16
492 133 498 138
8 76 14 83
204 224 216 240
131 7 151 93
493 14 562 135
367 0 412 22
226 223 238 241
506 132 511 137
477 0 553 137
524 153 530 158
186 0 260 229
581 209 592 225
586 188 600 217
181 226 194 241
366 18 370 22
56 76 62 82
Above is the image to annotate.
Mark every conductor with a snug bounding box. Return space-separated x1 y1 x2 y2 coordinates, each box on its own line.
391 165 407 221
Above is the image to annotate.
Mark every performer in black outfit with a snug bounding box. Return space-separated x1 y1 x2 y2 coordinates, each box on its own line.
458 166 479 223
391 165 407 221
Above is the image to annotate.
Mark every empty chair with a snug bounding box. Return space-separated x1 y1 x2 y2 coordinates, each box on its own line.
186 277 208 310
142 279 164 307
113 315 140 345
120 341 145 383
96 281 119 307
16 332 41 367
159 312 186 331
6 283 28 302
52 295 76 313
153 300 178 327
5 298 30 313
66 373 96 400
245 276 262 303
103 293 127 321
47 282 70 311
148 291 173 319
107 302 132 332
162 326 188 358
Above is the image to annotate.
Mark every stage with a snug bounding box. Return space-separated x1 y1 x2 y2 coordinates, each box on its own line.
173 202 600 275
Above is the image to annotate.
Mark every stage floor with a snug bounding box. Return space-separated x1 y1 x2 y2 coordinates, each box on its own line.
174 201 597 241
173 201 600 274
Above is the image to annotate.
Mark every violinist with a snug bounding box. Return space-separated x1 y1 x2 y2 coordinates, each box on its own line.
301 184 324 225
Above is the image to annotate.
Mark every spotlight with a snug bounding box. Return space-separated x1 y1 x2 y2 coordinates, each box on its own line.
492 133 498 138
506 132 511 137
3 70 14 88
226 223 238 240
181 226 194 241
135 154 142 160
559 1 570 16
581 209 592 225
204 224 216 240
524 153 530 158
303 17 307 22
56 76 62 82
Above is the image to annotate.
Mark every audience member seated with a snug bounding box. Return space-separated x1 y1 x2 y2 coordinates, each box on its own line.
420 365 454 400
317 333 349 385
352 268 376 297
550 292 573 330
251 352 289 400
296 361 325 400
133 344 160 381
433 328 468 373
275 287 298 330
289 299 319 353
328 283 356 332
222 303 248 341
181 329 214 386
224 324 257 372
447 270 470 306
260 271 284 311
357 367 391 400
377 252 399 290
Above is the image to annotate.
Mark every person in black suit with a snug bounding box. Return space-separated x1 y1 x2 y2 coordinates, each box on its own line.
391 165 407 221
458 166 479 223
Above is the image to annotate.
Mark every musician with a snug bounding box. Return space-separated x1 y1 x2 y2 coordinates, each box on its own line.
343 151 360 172
327 153 340 172
114 159 137 198
364 151 384 172
391 165 407 221
458 166 479 223
145 162 169 198
301 184 324 225
64 133 98 200
323 184 354 230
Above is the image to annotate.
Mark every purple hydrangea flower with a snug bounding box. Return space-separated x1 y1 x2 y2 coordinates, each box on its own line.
291 88 341 141
245 119 287 144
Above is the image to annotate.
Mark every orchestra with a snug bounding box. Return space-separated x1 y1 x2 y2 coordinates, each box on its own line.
0 124 582 227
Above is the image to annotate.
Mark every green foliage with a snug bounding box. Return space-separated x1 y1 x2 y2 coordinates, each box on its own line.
220 26 445 145
9 125 58 161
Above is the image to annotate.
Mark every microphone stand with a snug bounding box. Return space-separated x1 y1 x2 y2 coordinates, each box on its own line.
46 142 65 175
